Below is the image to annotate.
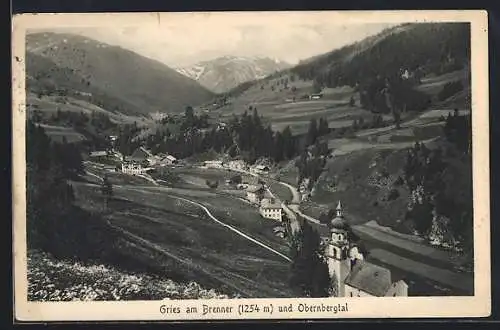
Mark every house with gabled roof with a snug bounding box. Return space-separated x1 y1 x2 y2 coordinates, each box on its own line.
128 147 150 164
259 198 283 222
246 184 266 204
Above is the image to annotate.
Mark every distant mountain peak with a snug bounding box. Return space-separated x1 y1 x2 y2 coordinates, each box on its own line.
175 56 290 93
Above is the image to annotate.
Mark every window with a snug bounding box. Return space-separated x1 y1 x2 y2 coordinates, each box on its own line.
350 292 353 297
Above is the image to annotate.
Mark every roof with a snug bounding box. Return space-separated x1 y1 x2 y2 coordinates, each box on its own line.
166 155 177 161
255 165 270 170
344 261 393 296
260 198 281 209
130 148 150 161
330 200 350 230
140 146 154 157
330 216 350 230
90 151 108 157
247 185 265 193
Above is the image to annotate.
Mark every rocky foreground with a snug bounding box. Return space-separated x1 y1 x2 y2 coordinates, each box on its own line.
27 250 232 301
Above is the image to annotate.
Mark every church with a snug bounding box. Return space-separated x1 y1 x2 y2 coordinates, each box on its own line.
324 201 408 297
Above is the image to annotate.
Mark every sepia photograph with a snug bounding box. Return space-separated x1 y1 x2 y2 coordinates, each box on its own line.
12 11 490 321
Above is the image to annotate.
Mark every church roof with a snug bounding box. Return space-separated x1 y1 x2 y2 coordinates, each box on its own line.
330 216 350 230
330 200 349 230
344 261 393 296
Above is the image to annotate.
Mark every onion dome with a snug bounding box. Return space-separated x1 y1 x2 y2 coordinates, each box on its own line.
330 200 349 230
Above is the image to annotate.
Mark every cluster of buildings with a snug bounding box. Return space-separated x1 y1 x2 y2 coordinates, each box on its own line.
203 159 271 176
203 159 248 171
89 145 178 176
243 179 410 297
245 184 283 222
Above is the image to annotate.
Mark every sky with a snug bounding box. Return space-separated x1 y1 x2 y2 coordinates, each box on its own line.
36 13 397 68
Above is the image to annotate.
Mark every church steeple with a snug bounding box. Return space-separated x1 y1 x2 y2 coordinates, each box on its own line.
336 200 343 218
330 200 348 231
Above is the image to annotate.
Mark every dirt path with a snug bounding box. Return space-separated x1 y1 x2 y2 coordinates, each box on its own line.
80 170 292 263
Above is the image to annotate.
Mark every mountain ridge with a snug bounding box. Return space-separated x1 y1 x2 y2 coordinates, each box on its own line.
26 32 215 116
175 55 291 93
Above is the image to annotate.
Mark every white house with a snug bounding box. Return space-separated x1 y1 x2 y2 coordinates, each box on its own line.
324 201 408 297
204 160 224 168
89 150 108 158
228 160 247 171
121 162 144 175
309 94 323 100
163 155 177 165
251 164 270 175
259 198 283 222
246 185 266 204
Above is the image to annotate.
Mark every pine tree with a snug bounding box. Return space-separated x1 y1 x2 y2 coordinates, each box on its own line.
289 221 331 297
306 119 318 146
101 175 113 209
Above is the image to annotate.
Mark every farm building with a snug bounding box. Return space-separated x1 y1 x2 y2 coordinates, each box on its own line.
103 165 118 172
128 147 151 164
204 160 224 168
273 226 286 238
121 162 144 175
89 150 108 158
217 122 227 130
228 160 247 171
163 155 177 165
324 201 408 297
111 151 124 161
251 164 270 175
259 198 283 222
246 185 265 204
309 94 323 100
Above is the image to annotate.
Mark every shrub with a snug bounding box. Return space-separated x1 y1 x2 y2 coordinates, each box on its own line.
438 81 464 101
205 180 219 189
394 176 405 186
387 188 400 201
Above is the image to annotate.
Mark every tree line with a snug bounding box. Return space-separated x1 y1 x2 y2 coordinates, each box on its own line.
30 108 118 151
291 23 469 90
403 112 473 251
26 119 83 251
129 107 303 164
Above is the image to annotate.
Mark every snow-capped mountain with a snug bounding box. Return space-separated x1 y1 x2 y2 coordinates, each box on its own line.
176 55 291 93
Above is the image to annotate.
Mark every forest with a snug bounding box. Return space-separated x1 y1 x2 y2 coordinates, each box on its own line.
291 23 470 89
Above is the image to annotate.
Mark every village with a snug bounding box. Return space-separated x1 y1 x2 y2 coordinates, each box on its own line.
24 20 477 304
88 139 289 225
85 135 415 298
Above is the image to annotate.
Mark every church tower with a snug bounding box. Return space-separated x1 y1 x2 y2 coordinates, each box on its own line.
324 201 352 297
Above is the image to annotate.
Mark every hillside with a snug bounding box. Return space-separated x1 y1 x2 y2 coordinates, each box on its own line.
176 56 290 93
205 23 470 135
292 22 470 88
26 32 215 116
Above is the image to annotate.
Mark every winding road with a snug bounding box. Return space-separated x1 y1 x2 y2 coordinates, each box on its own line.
83 169 292 263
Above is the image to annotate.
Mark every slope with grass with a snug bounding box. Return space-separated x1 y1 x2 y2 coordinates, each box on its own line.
26 32 215 117
70 176 293 298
